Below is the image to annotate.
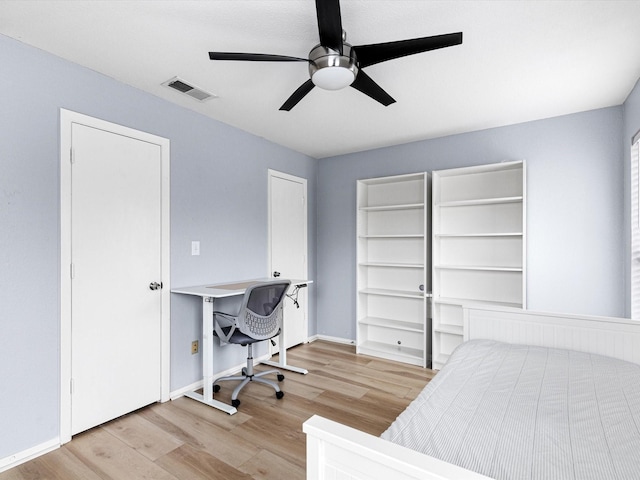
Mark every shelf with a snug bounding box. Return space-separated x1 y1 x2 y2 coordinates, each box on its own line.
431 161 525 373
359 288 425 299
357 173 428 368
357 341 424 364
434 265 522 272
359 172 425 186
433 324 463 336
433 297 523 308
359 261 424 269
359 234 424 239
435 232 522 238
358 316 424 333
436 196 523 208
359 203 424 212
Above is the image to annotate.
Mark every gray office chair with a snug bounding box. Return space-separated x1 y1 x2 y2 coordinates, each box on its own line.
212 279 291 408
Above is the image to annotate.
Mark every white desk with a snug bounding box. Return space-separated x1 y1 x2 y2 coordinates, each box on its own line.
172 278 311 415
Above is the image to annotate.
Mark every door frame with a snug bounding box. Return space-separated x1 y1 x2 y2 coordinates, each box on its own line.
267 169 309 343
59 109 170 444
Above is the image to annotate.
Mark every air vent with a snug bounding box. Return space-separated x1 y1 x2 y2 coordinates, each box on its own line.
162 77 217 102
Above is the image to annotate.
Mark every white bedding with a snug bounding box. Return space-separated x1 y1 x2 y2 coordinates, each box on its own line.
381 340 640 479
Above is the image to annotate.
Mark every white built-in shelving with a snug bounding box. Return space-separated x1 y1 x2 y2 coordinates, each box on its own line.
356 173 430 367
431 161 526 369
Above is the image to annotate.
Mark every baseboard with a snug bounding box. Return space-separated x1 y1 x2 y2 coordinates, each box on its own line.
308 334 355 345
170 379 204 400
0 438 59 473
169 353 272 400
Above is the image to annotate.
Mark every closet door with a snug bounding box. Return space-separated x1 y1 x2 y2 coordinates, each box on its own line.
431 161 526 369
356 173 430 367
70 123 164 435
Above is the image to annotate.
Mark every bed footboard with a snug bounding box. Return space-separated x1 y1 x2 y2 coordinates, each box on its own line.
303 415 491 480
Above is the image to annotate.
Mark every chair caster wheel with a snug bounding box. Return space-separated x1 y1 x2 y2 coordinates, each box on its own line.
232 399 240 408
276 391 284 399
277 374 285 382
213 384 221 393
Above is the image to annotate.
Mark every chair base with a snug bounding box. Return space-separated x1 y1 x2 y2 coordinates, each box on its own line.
213 343 285 408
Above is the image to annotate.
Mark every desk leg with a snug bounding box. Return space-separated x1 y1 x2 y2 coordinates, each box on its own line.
184 297 237 415
261 312 308 375
262 357 308 375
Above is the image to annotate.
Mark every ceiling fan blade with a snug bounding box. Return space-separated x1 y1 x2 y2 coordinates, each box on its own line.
315 0 343 53
209 52 309 62
280 79 315 111
350 70 395 107
353 32 463 68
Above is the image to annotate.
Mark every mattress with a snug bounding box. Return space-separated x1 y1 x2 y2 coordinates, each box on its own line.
381 339 640 479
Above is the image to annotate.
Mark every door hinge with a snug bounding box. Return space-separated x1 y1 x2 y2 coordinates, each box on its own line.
70 148 75 164
70 263 75 279
70 378 74 394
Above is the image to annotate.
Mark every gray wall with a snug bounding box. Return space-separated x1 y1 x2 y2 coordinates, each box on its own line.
0 33 317 460
316 107 626 339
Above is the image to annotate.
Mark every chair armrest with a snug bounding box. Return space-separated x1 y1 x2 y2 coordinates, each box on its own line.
213 311 237 344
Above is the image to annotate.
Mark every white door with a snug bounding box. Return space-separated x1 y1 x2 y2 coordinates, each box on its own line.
70 123 163 435
269 170 308 350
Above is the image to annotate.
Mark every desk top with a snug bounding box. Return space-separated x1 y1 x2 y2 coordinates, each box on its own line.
171 277 311 298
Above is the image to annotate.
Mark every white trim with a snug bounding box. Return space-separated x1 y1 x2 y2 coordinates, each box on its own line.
170 379 204 400
309 334 355 345
59 109 171 444
0 438 59 473
267 169 309 343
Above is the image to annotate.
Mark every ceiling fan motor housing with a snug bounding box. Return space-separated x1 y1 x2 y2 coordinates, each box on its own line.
308 43 358 90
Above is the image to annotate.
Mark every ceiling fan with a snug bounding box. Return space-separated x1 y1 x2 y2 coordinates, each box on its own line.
208 0 462 111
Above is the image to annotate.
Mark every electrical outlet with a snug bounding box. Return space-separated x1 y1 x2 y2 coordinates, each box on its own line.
191 340 199 354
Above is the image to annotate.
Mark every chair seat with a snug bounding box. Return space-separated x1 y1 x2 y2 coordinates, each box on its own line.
216 326 280 346
228 330 259 345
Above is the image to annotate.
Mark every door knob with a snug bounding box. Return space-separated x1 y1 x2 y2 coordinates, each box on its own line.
149 282 163 291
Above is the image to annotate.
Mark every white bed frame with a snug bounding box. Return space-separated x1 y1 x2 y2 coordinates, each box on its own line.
303 305 640 480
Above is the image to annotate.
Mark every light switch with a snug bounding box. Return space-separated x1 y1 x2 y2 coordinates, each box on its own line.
191 241 200 256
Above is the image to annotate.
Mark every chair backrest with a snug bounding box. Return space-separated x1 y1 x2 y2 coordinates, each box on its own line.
236 280 291 341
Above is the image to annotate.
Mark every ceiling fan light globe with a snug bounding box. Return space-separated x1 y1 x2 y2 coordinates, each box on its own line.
312 67 355 90
308 43 358 91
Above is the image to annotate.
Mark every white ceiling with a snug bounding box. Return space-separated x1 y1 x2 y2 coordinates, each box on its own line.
1 1 640 158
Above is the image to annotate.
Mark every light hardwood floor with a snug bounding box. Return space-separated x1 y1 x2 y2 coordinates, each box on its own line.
1 341 435 480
